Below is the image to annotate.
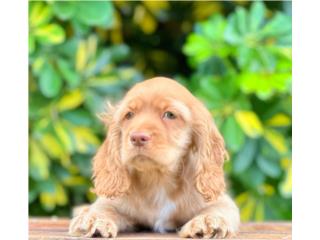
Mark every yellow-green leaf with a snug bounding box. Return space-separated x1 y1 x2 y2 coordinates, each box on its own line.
264 129 288 154
261 184 275 196
235 110 264 138
55 183 68 206
87 190 97 203
87 35 97 60
54 121 74 153
280 157 291 169
280 165 292 198
241 196 255 221
133 5 157 34
29 2 53 28
32 56 45 75
266 113 291 127
30 140 50 180
76 40 87 72
235 192 249 208
72 126 100 153
63 176 87 186
39 183 68 210
41 134 66 158
57 89 84 111
40 192 55 211
255 201 264 221
143 0 169 14
34 24 65 45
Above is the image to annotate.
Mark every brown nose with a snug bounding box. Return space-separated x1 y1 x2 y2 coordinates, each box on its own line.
130 132 151 147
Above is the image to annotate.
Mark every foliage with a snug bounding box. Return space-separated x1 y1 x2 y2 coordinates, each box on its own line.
182 1 292 221
29 1 142 214
29 1 291 221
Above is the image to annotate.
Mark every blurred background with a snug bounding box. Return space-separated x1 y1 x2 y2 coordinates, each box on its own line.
29 1 292 221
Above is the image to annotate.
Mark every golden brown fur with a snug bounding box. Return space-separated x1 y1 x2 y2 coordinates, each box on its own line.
69 77 240 238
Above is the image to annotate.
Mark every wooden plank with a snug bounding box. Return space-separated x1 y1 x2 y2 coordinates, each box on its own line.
29 218 291 239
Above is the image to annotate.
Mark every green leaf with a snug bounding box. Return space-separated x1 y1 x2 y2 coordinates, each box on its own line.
183 34 214 64
225 15 242 44
29 188 38 203
29 34 35 54
233 139 257 173
200 15 226 41
71 18 91 36
110 44 130 62
249 1 265 31
221 116 245 152
62 109 93 127
56 59 80 88
235 7 248 35
75 1 114 28
241 165 266 189
237 46 254 69
39 63 62 98
257 155 281 178
84 90 106 114
238 72 291 99
261 13 291 38
34 24 65 45
52 1 76 20
256 46 276 71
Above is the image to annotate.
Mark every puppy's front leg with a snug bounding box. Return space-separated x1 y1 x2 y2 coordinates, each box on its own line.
179 194 240 238
69 197 133 238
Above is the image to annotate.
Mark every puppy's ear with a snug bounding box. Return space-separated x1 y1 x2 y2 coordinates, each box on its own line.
193 105 227 202
92 103 130 198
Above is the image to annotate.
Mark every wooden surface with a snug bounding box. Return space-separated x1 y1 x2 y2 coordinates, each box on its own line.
29 218 291 240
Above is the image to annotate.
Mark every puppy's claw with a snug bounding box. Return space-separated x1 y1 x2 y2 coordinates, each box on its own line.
178 214 232 239
69 212 118 238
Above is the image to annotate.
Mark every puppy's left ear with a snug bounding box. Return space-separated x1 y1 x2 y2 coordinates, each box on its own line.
193 105 228 202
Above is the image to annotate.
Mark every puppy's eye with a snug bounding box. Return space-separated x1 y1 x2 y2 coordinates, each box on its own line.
163 111 176 120
125 111 134 120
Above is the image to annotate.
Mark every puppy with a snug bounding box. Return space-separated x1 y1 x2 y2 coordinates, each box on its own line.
69 77 240 238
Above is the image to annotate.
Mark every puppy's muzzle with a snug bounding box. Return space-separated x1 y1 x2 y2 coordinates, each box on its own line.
130 132 151 147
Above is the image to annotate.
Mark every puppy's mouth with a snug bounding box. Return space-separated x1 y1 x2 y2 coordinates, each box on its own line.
128 154 163 172
129 146 153 158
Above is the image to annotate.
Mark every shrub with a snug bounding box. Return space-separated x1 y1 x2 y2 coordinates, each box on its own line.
182 2 292 220
29 1 291 220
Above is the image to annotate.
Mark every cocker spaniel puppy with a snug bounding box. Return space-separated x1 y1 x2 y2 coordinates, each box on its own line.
69 77 240 238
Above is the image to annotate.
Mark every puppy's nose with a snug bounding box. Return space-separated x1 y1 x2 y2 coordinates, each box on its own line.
130 132 151 147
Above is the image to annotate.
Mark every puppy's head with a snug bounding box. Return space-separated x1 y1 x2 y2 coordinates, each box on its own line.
93 77 227 201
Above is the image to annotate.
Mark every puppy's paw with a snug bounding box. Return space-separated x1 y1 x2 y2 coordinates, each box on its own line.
178 214 234 239
68 210 118 238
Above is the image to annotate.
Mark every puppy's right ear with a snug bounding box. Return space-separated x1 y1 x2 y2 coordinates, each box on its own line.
92 103 130 198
